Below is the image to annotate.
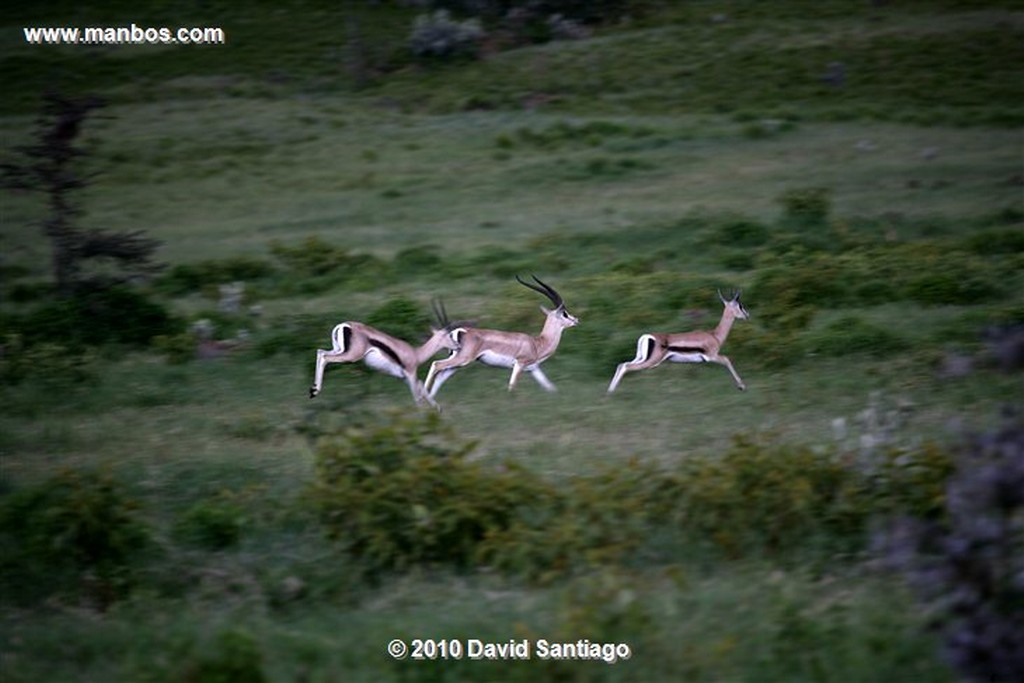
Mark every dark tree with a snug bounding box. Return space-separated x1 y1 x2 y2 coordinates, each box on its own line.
2 93 163 297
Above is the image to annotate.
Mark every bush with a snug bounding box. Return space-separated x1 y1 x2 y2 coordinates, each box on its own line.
179 630 268 683
877 422 1024 682
3 286 180 349
174 497 246 550
0 334 97 386
312 413 542 575
670 436 954 559
0 469 152 607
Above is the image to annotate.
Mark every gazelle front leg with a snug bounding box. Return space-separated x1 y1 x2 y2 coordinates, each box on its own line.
709 354 746 391
528 366 557 392
508 361 526 391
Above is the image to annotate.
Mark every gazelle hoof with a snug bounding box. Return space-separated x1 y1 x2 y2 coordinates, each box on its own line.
309 387 318 399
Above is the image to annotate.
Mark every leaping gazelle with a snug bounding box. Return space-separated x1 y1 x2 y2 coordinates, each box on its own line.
424 276 579 399
607 290 750 393
309 300 460 408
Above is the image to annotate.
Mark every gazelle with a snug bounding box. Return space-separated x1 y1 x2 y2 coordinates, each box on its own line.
607 290 750 393
424 275 579 399
309 300 460 408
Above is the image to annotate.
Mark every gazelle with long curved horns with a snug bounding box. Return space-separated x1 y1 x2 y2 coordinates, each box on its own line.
309 300 461 408
607 289 750 393
424 275 579 399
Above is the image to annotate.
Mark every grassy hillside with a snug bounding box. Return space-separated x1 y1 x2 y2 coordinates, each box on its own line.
1 2 1022 681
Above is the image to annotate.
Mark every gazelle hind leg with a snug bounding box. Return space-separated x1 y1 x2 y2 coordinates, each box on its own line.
310 324 355 398
608 334 658 393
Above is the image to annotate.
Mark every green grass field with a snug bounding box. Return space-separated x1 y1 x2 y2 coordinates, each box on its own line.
1 2 1022 681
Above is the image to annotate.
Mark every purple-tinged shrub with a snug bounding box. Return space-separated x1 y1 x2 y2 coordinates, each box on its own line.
877 419 1024 682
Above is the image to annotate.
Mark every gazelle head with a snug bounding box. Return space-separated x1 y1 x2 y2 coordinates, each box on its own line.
427 298 464 349
718 289 750 321
517 275 579 329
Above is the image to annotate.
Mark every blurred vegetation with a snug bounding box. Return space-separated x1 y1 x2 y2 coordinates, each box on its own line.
1 1 1022 681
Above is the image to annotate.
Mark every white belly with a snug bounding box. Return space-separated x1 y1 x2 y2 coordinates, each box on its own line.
667 352 707 364
363 348 405 378
477 350 515 368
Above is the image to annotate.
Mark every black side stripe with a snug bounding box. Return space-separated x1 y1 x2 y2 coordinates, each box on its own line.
369 339 403 366
667 346 706 354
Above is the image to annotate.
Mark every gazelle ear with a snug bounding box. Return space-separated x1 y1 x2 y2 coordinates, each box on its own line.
540 305 551 315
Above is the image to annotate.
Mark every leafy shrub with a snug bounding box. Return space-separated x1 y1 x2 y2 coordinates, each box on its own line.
179 629 268 683
670 436 954 559
0 334 97 386
312 414 663 582
877 422 1024 682
479 459 670 583
0 469 152 607
312 413 542 575
410 10 485 61
174 497 246 550
3 286 180 348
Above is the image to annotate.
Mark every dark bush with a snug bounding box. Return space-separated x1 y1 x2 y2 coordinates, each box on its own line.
2 286 180 349
180 630 268 683
0 469 152 607
174 498 245 550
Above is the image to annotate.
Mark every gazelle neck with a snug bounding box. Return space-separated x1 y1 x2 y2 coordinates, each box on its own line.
536 314 568 356
713 308 739 345
415 331 450 365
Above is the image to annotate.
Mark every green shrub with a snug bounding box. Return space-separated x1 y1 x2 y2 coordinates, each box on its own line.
669 436 954 559
0 469 152 607
179 629 268 683
0 334 97 386
4 286 180 348
174 497 246 550
312 413 539 575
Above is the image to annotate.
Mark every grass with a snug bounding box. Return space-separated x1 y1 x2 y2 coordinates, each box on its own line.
2 1 1022 681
